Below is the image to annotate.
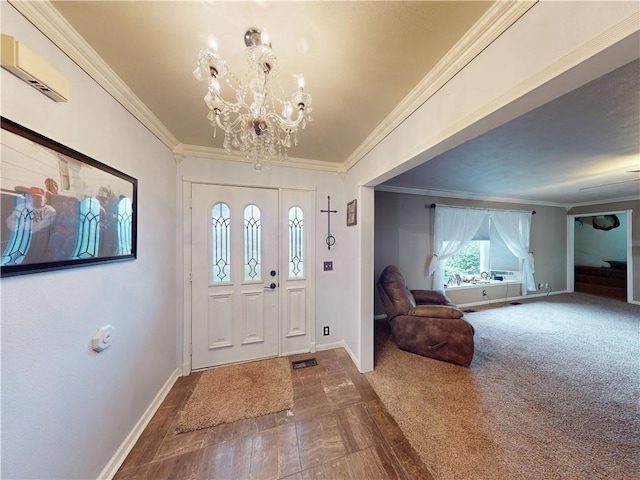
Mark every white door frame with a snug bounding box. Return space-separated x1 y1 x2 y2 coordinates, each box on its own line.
566 208 633 303
181 179 316 375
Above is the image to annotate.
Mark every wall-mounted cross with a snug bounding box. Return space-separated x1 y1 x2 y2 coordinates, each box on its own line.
320 195 337 250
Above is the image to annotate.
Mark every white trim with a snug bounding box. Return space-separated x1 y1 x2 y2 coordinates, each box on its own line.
12 1 637 195
567 208 634 304
568 215 576 293
174 144 344 173
97 369 180 480
10 0 534 171
444 280 523 292
182 180 193 376
316 341 346 352
625 209 634 303
316 340 360 371
375 184 567 208
343 1 537 172
8 0 342 173
342 339 360 372
9 0 180 151
374 185 640 210
182 176 323 194
457 290 568 309
392 12 640 183
569 195 640 209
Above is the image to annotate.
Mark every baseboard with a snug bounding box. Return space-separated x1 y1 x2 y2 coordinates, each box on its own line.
97 368 180 480
341 341 360 371
316 340 361 371
458 289 568 308
316 340 345 352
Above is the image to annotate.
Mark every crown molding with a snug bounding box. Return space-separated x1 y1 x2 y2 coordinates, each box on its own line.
9 0 180 151
374 184 568 208
395 11 640 176
375 185 640 210
348 5 640 177
343 0 537 173
568 195 640 209
9 0 357 175
173 143 345 173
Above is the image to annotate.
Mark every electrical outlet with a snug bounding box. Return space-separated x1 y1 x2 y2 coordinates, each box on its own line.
482 290 487 296
323 326 330 336
323 261 333 271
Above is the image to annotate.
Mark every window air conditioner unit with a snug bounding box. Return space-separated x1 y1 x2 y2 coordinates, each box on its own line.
1 34 69 102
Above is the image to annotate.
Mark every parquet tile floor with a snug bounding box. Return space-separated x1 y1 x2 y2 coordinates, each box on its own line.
114 348 433 480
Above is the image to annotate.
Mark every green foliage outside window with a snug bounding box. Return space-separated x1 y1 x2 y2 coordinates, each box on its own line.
443 241 480 278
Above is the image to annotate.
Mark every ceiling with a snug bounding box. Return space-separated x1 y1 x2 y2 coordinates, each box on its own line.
15 1 640 207
49 0 492 164
382 58 640 206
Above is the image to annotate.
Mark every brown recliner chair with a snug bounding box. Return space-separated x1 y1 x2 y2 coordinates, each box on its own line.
376 265 474 367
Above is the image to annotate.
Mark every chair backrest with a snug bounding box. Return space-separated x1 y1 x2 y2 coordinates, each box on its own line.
376 265 416 320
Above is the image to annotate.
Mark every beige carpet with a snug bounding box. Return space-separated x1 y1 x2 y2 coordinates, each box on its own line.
175 356 293 433
366 293 639 479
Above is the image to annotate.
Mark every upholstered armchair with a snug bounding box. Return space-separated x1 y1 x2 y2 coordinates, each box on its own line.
376 265 474 367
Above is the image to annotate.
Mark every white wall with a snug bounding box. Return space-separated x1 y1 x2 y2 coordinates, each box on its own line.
575 214 628 261
176 157 349 366
1 4 178 479
343 1 640 371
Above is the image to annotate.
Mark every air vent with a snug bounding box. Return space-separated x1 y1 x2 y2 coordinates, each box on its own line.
1 34 69 102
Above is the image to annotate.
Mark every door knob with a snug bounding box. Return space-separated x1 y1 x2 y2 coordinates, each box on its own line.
265 282 277 290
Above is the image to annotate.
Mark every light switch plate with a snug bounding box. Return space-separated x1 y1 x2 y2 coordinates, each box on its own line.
323 261 333 271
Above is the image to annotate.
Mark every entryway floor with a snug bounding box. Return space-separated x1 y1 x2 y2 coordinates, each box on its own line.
114 348 432 479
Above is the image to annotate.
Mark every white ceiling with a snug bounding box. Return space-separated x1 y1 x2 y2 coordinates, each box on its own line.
13 1 640 207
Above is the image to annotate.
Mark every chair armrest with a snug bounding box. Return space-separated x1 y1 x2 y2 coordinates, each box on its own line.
407 305 464 319
410 289 451 305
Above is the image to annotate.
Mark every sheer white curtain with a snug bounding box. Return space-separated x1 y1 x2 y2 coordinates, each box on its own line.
490 210 535 295
428 206 487 290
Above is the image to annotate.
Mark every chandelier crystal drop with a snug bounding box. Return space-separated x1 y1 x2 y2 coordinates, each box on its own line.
194 28 313 171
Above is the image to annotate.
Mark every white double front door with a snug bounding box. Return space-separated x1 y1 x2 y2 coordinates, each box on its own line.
191 184 314 369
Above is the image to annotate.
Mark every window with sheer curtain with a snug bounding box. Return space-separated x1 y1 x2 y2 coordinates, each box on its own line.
429 206 535 295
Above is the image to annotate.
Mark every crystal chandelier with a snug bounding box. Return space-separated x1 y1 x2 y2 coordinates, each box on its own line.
194 28 313 171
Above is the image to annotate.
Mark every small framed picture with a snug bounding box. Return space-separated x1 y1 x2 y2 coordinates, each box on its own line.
346 199 357 226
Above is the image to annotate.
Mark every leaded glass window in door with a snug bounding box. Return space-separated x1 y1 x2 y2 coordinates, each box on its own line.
288 206 304 278
116 197 133 255
211 202 231 283
72 197 101 259
244 204 262 281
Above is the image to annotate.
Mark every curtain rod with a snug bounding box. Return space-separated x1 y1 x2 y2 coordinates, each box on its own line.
427 203 536 215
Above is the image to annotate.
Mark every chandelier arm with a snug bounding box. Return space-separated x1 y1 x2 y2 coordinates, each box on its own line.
210 95 248 113
262 110 306 131
213 113 244 133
